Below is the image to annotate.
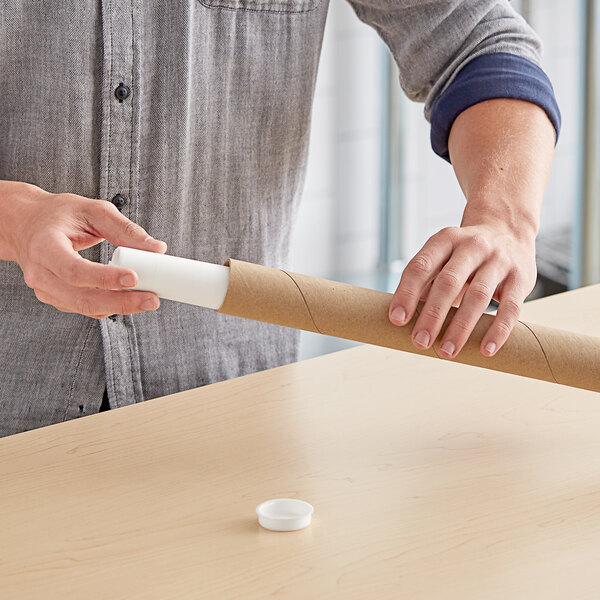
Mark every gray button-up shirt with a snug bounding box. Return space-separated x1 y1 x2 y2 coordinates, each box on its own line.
0 1 543 436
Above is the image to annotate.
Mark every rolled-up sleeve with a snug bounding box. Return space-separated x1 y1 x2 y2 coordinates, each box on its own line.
344 0 561 161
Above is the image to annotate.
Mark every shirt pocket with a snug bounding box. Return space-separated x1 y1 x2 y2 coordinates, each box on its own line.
198 0 320 13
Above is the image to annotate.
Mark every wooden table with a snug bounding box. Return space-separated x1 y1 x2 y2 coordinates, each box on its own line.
2 286 600 599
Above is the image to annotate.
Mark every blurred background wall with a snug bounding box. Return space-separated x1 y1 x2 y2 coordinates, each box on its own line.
292 0 600 359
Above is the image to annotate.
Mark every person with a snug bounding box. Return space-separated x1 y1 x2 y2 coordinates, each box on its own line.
0 0 559 436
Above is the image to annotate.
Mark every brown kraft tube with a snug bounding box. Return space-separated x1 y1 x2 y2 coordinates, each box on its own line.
218 259 600 393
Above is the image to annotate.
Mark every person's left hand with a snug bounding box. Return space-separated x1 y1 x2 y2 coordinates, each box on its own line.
388 219 537 359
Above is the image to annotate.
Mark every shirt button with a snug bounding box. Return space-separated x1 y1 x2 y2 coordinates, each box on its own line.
111 194 127 210
114 83 131 102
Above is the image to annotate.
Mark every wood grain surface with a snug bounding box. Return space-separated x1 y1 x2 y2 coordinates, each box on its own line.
1 285 599 599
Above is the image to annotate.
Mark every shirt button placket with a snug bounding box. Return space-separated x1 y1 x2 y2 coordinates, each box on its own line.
98 1 142 410
105 10 135 222
109 78 132 217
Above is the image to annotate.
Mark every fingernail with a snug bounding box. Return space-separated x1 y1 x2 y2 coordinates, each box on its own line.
484 342 497 356
145 236 166 248
440 341 455 357
120 274 136 288
414 330 431 348
149 238 168 253
390 306 406 325
141 297 159 311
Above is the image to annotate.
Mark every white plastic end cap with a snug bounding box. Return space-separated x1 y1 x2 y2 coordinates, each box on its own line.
256 498 314 532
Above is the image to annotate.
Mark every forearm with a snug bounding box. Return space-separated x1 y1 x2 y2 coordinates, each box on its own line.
448 98 556 242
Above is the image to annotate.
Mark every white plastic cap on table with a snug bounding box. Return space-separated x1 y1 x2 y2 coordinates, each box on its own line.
256 498 314 532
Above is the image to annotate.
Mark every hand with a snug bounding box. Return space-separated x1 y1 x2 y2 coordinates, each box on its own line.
0 180 167 319
388 99 553 358
388 221 537 358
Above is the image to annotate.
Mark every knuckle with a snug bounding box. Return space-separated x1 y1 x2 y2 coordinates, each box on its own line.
524 277 536 296
436 270 461 291
87 199 116 219
22 266 39 289
59 192 78 203
514 264 536 288
21 181 40 195
122 219 144 239
437 226 457 239
73 295 96 317
501 298 521 320
408 253 434 277
423 303 444 321
34 289 50 304
468 281 492 303
395 284 419 302
114 292 137 315
491 248 510 267
449 316 472 334
95 268 113 290
102 199 119 214
470 233 491 253
494 319 513 338
54 193 79 210
119 298 133 315
464 233 493 257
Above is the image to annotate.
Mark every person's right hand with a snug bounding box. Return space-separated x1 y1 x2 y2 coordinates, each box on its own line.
0 179 167 319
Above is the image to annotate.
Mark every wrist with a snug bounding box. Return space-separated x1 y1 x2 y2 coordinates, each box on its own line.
461 196 539 244
0 180 45 262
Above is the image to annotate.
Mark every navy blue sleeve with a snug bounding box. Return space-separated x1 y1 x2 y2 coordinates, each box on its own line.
430 52 561 163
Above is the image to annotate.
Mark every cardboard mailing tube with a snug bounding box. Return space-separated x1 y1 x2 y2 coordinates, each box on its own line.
218 259 600 393
111 249 600 393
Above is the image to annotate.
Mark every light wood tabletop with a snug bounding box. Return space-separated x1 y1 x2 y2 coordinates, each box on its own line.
1 285 600 599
